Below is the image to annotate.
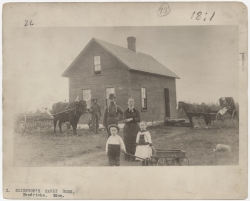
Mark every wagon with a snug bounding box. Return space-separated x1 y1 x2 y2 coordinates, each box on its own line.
124 147 189 166
14 112 54 134
14 107 81 134
198 97 239 129
149 147 189 166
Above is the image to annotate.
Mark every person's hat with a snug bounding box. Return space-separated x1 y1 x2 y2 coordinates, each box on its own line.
108 93 116 100
108 124 120 132
92 98 98 101
221 97 226 101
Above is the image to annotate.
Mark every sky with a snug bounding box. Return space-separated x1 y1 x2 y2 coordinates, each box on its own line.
5 26 239 112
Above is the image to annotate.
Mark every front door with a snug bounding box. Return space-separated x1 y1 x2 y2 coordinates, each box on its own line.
164 88 170 117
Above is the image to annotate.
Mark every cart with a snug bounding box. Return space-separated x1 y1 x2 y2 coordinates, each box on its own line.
198 97 239 129
125 147 189 166
14 112 54 134
198 111 219 129
14 107 83 134
150 147 189 166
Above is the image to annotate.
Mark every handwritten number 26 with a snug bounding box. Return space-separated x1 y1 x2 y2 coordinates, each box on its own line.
24 20 33 26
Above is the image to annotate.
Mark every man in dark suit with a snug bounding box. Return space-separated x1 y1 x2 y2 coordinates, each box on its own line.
103 94 123 137
90 98 101 134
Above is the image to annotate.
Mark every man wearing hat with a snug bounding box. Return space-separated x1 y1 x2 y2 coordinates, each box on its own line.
103 93 123 137
218 97 229 115
90 98 102 134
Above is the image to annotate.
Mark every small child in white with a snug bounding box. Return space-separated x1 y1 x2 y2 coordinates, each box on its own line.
106 124 126 166
135 121 152 166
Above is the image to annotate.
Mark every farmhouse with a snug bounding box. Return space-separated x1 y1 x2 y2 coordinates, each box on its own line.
62 37 180 122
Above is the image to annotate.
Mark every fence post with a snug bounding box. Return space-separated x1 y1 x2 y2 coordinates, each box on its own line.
152 108 154 126
24 112 27 125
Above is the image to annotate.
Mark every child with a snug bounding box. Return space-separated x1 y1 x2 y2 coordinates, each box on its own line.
135 121 152 166
106 124 126 166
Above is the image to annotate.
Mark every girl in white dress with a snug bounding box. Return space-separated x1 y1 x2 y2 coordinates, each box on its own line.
135 121 152 165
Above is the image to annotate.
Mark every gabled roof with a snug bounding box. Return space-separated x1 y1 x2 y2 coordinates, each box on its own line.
62 38 180 79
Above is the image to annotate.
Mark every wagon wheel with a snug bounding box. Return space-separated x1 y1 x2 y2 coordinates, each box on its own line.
215 112 231 128
179 157 189 166
44 119 54 132
232 109 239 128
15 121 26 134
149 156 158 166
212 119 217 126
43 120 50 131
166 157 180 166
198 115 209 129
166 159 177 166
156 158 168 166
156 158 164 166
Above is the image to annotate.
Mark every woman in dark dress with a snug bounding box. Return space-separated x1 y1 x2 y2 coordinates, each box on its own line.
123 97 141 161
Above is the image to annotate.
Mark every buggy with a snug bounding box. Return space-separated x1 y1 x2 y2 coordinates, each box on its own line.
198 97 239 129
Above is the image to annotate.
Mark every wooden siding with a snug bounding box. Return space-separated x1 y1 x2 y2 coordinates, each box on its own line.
68 41 130 123
66 40 178 124
69 41 129 100
129 71 177 122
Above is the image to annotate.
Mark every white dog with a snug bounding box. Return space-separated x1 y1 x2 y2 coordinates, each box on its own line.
213 144 232 152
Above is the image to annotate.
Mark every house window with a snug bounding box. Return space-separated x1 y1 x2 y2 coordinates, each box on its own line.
141 87 147 110
105 87 115 106
94 56 101 75
83 89 91 109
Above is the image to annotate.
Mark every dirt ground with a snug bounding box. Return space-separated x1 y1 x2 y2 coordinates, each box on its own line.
13 124 239 167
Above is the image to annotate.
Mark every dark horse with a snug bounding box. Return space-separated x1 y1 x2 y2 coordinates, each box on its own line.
177 101 211 128
52 99 87 135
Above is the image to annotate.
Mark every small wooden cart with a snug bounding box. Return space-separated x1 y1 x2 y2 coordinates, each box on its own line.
150 147 189 166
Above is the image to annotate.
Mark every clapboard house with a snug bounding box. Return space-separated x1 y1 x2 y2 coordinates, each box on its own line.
62 37 180 122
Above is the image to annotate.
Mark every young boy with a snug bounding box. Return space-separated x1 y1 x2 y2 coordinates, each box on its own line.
106 124 126 166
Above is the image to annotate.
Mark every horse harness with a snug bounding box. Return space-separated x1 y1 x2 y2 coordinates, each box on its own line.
66 102 83 117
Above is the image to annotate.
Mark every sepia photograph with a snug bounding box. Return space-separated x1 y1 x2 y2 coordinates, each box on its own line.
12 26 239 167
3 2 247 199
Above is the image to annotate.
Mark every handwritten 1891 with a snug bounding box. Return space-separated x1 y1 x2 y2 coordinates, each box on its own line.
191 12 215 21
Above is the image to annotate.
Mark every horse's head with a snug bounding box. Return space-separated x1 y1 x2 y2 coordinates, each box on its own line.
177 101 185 110
75 100 87 114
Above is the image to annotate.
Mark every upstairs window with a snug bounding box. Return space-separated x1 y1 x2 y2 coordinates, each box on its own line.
94 56 101 75
141 87 147 110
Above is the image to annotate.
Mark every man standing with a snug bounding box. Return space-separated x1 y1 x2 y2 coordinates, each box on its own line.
90 98 101 134
103 94 123 138
218 97 229 115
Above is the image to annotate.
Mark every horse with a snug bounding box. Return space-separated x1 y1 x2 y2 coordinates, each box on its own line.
177 101 211 128
52 98 87 135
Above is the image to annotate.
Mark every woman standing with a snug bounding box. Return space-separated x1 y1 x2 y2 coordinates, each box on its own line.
123 97 141 161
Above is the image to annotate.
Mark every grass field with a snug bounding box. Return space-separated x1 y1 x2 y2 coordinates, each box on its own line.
13 124 239 166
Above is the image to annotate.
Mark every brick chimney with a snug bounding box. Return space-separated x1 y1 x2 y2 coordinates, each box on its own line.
127 36 136 52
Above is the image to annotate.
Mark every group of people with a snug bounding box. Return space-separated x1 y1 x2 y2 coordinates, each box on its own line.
89 93 153 166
